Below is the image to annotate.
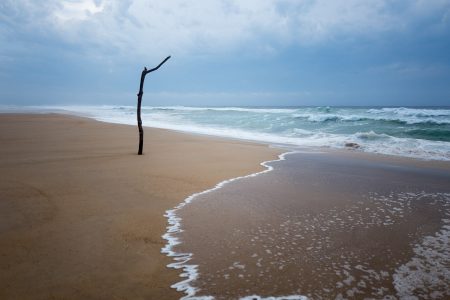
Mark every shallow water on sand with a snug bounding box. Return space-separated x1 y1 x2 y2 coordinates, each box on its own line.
172 152 450 299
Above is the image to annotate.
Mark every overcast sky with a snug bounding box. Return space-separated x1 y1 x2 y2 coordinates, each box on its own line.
1 0 450 106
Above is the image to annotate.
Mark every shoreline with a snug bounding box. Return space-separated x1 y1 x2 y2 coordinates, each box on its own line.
161 151 295 299
0 113 282 299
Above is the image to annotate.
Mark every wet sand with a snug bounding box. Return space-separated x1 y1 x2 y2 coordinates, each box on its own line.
176 150 450 299
0 113 282 300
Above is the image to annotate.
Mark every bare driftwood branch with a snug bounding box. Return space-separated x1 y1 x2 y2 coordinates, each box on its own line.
137 55 171 155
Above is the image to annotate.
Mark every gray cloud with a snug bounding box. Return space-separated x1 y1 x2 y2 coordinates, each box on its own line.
3 0 449 61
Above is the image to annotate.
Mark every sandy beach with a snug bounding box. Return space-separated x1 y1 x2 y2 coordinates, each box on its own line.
0 114 282 300
2 113 450 300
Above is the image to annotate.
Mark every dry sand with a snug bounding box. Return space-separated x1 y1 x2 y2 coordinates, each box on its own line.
0 114 282 300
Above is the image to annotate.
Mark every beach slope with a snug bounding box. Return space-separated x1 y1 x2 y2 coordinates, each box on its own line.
0 114 281 300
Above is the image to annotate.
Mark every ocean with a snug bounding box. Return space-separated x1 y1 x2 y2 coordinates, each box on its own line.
3 105 449 161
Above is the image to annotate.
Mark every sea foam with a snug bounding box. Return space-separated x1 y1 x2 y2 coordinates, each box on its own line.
160 151 311 300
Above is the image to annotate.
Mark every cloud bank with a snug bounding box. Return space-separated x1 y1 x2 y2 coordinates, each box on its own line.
2 0 449 61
